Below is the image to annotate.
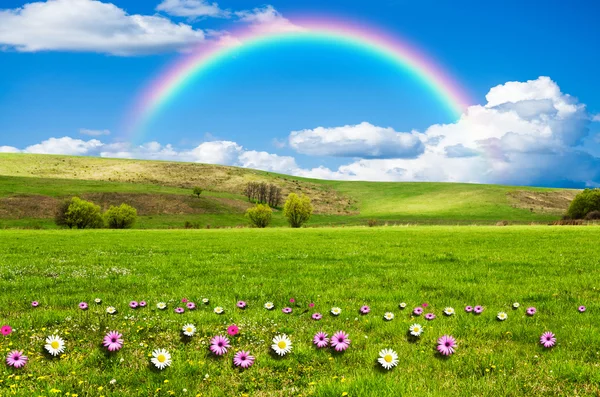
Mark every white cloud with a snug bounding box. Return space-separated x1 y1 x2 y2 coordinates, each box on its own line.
80 128 110 136
0 0 205 55
156 0 230 19
593 114 600 122
289 122 425 159
24 136 103 155
234 5 303 33
0 146 21 153
238 150 298 174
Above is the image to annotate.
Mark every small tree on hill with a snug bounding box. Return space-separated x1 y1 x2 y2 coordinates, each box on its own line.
246 204 272 228
283 193 313 228
567 188 600 219
104 203 138 229
60 197 103 229
192 187 203 198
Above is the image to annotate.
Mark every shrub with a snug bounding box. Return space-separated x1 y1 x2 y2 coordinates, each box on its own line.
367 219 378 227
55 199 74 228
61 197 103 229
246 204 272 228
104 203 137 229
584 210 600 220
192 187 203 198
283 193 313 228
184 221 200 229
567 189 600 219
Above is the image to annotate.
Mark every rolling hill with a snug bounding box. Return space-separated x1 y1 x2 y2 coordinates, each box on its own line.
0 153 578 228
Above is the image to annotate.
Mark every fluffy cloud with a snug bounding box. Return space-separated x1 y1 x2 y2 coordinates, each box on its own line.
289 122 425 159
24 136 104 155
156 0 230 19
0 146 21 153
80 128 110 136
235 5 303 33
0 0 205 55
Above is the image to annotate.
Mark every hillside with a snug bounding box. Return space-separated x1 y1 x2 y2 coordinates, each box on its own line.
0 153 578 228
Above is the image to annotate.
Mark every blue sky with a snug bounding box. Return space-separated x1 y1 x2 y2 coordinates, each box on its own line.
0 0 599 187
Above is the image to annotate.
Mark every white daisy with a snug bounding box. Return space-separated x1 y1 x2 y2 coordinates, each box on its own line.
151 349 172 370
399 302 407 309
497 312 508 321
444 307 455 316
409 323 423 336
264 302 274 310
331 307 342 316
378 348 399 370
383 312 394 321
513 302 520 308
45 335 65 356
271 334 292 356
202 298 209 304
106 306 117 314
182 324 196 337
157 302 167 310
94 298 102 304
214 306 224 314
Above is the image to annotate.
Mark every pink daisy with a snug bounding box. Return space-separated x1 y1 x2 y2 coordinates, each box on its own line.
289 298 295 303
413 307 423 316
237 301 247 309
425 313 436 321
233 350 255 368
330 331 351 352
6 350 27 368
129 301 138 309
313 332 329 348
103 331 124 352
360 305 370 315
540 332 556 348
309 302 315 308
437 335 457 356
209 335 230 356
186 302 196 310
31 301 39 307
422 302 429 308
174 307 184 314
79 302 88 310
312 312 322 320
282 307 292 314
181 298 188 303
227 325 239 336
139 301 147 307
526 307 536 316
474 305 484 314
578 305 586 313
465 306 473 313
1 325 12 336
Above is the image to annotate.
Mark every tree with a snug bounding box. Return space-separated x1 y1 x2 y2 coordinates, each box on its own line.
567 188 600 219
245 204 272 228
104 203 138 229
55 199 75 229
60 197 103 229
192 187 203 198
283 193 313 228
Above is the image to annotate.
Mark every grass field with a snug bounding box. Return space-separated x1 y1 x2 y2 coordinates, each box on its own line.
1 226 599 396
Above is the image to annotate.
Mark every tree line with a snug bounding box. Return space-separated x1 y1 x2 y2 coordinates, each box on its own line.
244 182 282 208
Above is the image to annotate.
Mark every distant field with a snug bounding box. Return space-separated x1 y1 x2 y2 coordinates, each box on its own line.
0 154 578 228
1 227 599 396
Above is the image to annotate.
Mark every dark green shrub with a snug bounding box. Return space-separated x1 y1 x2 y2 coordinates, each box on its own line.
192 187 203 198
567 189 600 219
584 210 600 220
246 204 272 228
104 203 137 229
55 199 74 228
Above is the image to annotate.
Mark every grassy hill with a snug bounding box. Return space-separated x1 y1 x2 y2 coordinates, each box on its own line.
0 153 578 228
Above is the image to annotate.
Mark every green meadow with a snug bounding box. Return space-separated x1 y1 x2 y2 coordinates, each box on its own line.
1 226 599 396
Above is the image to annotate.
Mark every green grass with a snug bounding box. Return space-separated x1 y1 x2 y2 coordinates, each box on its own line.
1 226 599 396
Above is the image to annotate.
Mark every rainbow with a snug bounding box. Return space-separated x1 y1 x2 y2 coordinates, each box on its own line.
125 18 472 138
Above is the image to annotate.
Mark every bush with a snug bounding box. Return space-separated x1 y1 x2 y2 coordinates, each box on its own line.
246 204 272 228
184 221 200 229
367 219 378 227
104 203 137 229
192 187 203 198
283 193 313 228
567 189 600 219
56 197 103 229
584 210 600 220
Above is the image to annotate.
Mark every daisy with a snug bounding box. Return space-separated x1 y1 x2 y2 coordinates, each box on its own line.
157 302 167 310
186 302 196 310
409 323 423 336
31 301 39 307
413 307 423 316
103 331 124 352
497 312 508 321
182 324 196 337
174 307 184 314
181 298 188 303
578 305 586 313
79 302 88 310
383 312 394 321
378 349 398 370
214 306 224 314
312 313 322 320
129 301 138 309
209 335 230 356
151 349 171 370
106 306 117 315
271 334 292 356
1 325 12 336
399 302 407 309
237 301 247 309
289 298 295 303
513 302 520 309
6 350 27 368
309 302 315 308
227 324 239 336
264 302 274 310
202 298 209 304
233 351 255 369
139 301 147 307
282 307 292 314
360 305 370 314
45 335 65 356
94 298 102 304
437 335 457 356
474 306 484 314
540 332 556 348
331 307 342 316
465 305 473 313
313 332 329 348
425 313 436 321
444 307 455 316
330 331 350 352
526 307 536 316
422 302 429 308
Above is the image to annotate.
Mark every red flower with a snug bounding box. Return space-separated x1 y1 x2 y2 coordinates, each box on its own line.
227 324 239 336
